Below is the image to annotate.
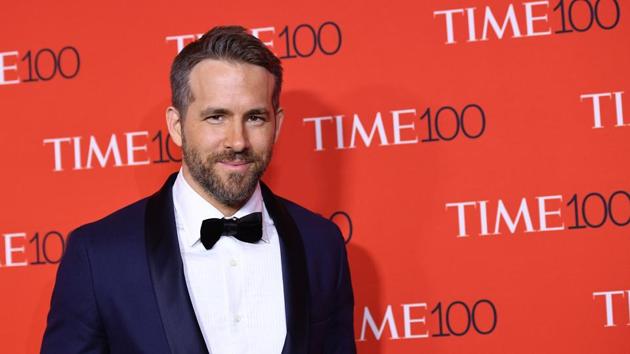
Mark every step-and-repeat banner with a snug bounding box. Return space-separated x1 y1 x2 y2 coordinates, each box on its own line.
1 0 628 353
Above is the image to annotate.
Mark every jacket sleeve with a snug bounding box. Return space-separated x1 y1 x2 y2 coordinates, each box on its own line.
324 226 357 354
41 229 109 354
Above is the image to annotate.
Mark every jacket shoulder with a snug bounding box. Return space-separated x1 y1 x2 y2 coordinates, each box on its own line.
70 197 150 245
278 196 345 247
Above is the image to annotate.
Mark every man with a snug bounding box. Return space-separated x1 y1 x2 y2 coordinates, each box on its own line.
41 26 356 354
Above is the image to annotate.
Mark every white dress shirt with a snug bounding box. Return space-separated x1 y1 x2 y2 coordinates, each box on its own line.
172 171 287 354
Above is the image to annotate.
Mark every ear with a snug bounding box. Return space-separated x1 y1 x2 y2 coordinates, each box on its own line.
273 108 284 143
166 106 183 147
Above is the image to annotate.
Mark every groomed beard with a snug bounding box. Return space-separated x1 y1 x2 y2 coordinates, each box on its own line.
182 135 271 208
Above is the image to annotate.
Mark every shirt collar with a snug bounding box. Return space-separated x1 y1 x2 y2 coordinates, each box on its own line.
172 169 269 247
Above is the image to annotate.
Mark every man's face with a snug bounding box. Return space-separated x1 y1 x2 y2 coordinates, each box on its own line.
167 59 283 210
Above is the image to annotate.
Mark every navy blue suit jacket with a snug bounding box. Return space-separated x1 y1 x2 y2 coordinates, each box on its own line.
41 174 356 354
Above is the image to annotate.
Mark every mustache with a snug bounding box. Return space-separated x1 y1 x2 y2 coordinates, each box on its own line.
210 150 256 163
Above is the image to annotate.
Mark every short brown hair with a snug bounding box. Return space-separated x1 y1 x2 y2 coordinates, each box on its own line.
170 26 283 117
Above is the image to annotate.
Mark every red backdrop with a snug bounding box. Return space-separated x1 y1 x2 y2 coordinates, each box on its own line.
1 0 629 353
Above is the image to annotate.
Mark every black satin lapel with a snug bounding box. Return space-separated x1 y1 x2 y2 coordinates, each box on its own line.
261 182 310 354
145 173 208 354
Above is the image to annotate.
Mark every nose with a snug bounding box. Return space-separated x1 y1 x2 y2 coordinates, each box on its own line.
224 119 248 152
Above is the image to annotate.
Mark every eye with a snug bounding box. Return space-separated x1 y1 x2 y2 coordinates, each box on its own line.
205 115 224 123
248 115 267 124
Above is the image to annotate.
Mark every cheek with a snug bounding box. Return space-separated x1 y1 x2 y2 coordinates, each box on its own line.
251 125 277 145
185 125 224 151
250 134 275 154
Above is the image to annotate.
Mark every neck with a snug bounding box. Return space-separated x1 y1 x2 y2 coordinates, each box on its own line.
180 167 246 217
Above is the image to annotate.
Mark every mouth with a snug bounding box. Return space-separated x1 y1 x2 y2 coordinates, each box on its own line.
217 160 252 173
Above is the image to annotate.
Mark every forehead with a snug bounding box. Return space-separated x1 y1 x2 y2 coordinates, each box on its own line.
188 59 275 108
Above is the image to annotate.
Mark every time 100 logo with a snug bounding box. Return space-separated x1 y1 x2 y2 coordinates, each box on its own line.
0 46 80 85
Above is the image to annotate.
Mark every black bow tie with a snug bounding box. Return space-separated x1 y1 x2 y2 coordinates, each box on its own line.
200 212 263 250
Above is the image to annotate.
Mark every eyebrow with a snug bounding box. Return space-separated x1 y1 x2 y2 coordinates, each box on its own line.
198 107 271 118
199 107 231 117
245 108 270 116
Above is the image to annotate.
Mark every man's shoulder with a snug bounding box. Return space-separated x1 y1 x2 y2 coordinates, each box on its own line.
278 197 331 227
70 196 150 243
276 196 345 245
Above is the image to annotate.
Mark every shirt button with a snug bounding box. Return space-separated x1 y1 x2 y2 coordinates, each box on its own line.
230 259 238 267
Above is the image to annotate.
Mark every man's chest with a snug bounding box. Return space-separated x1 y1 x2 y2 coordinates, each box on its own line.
177 218 287 354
